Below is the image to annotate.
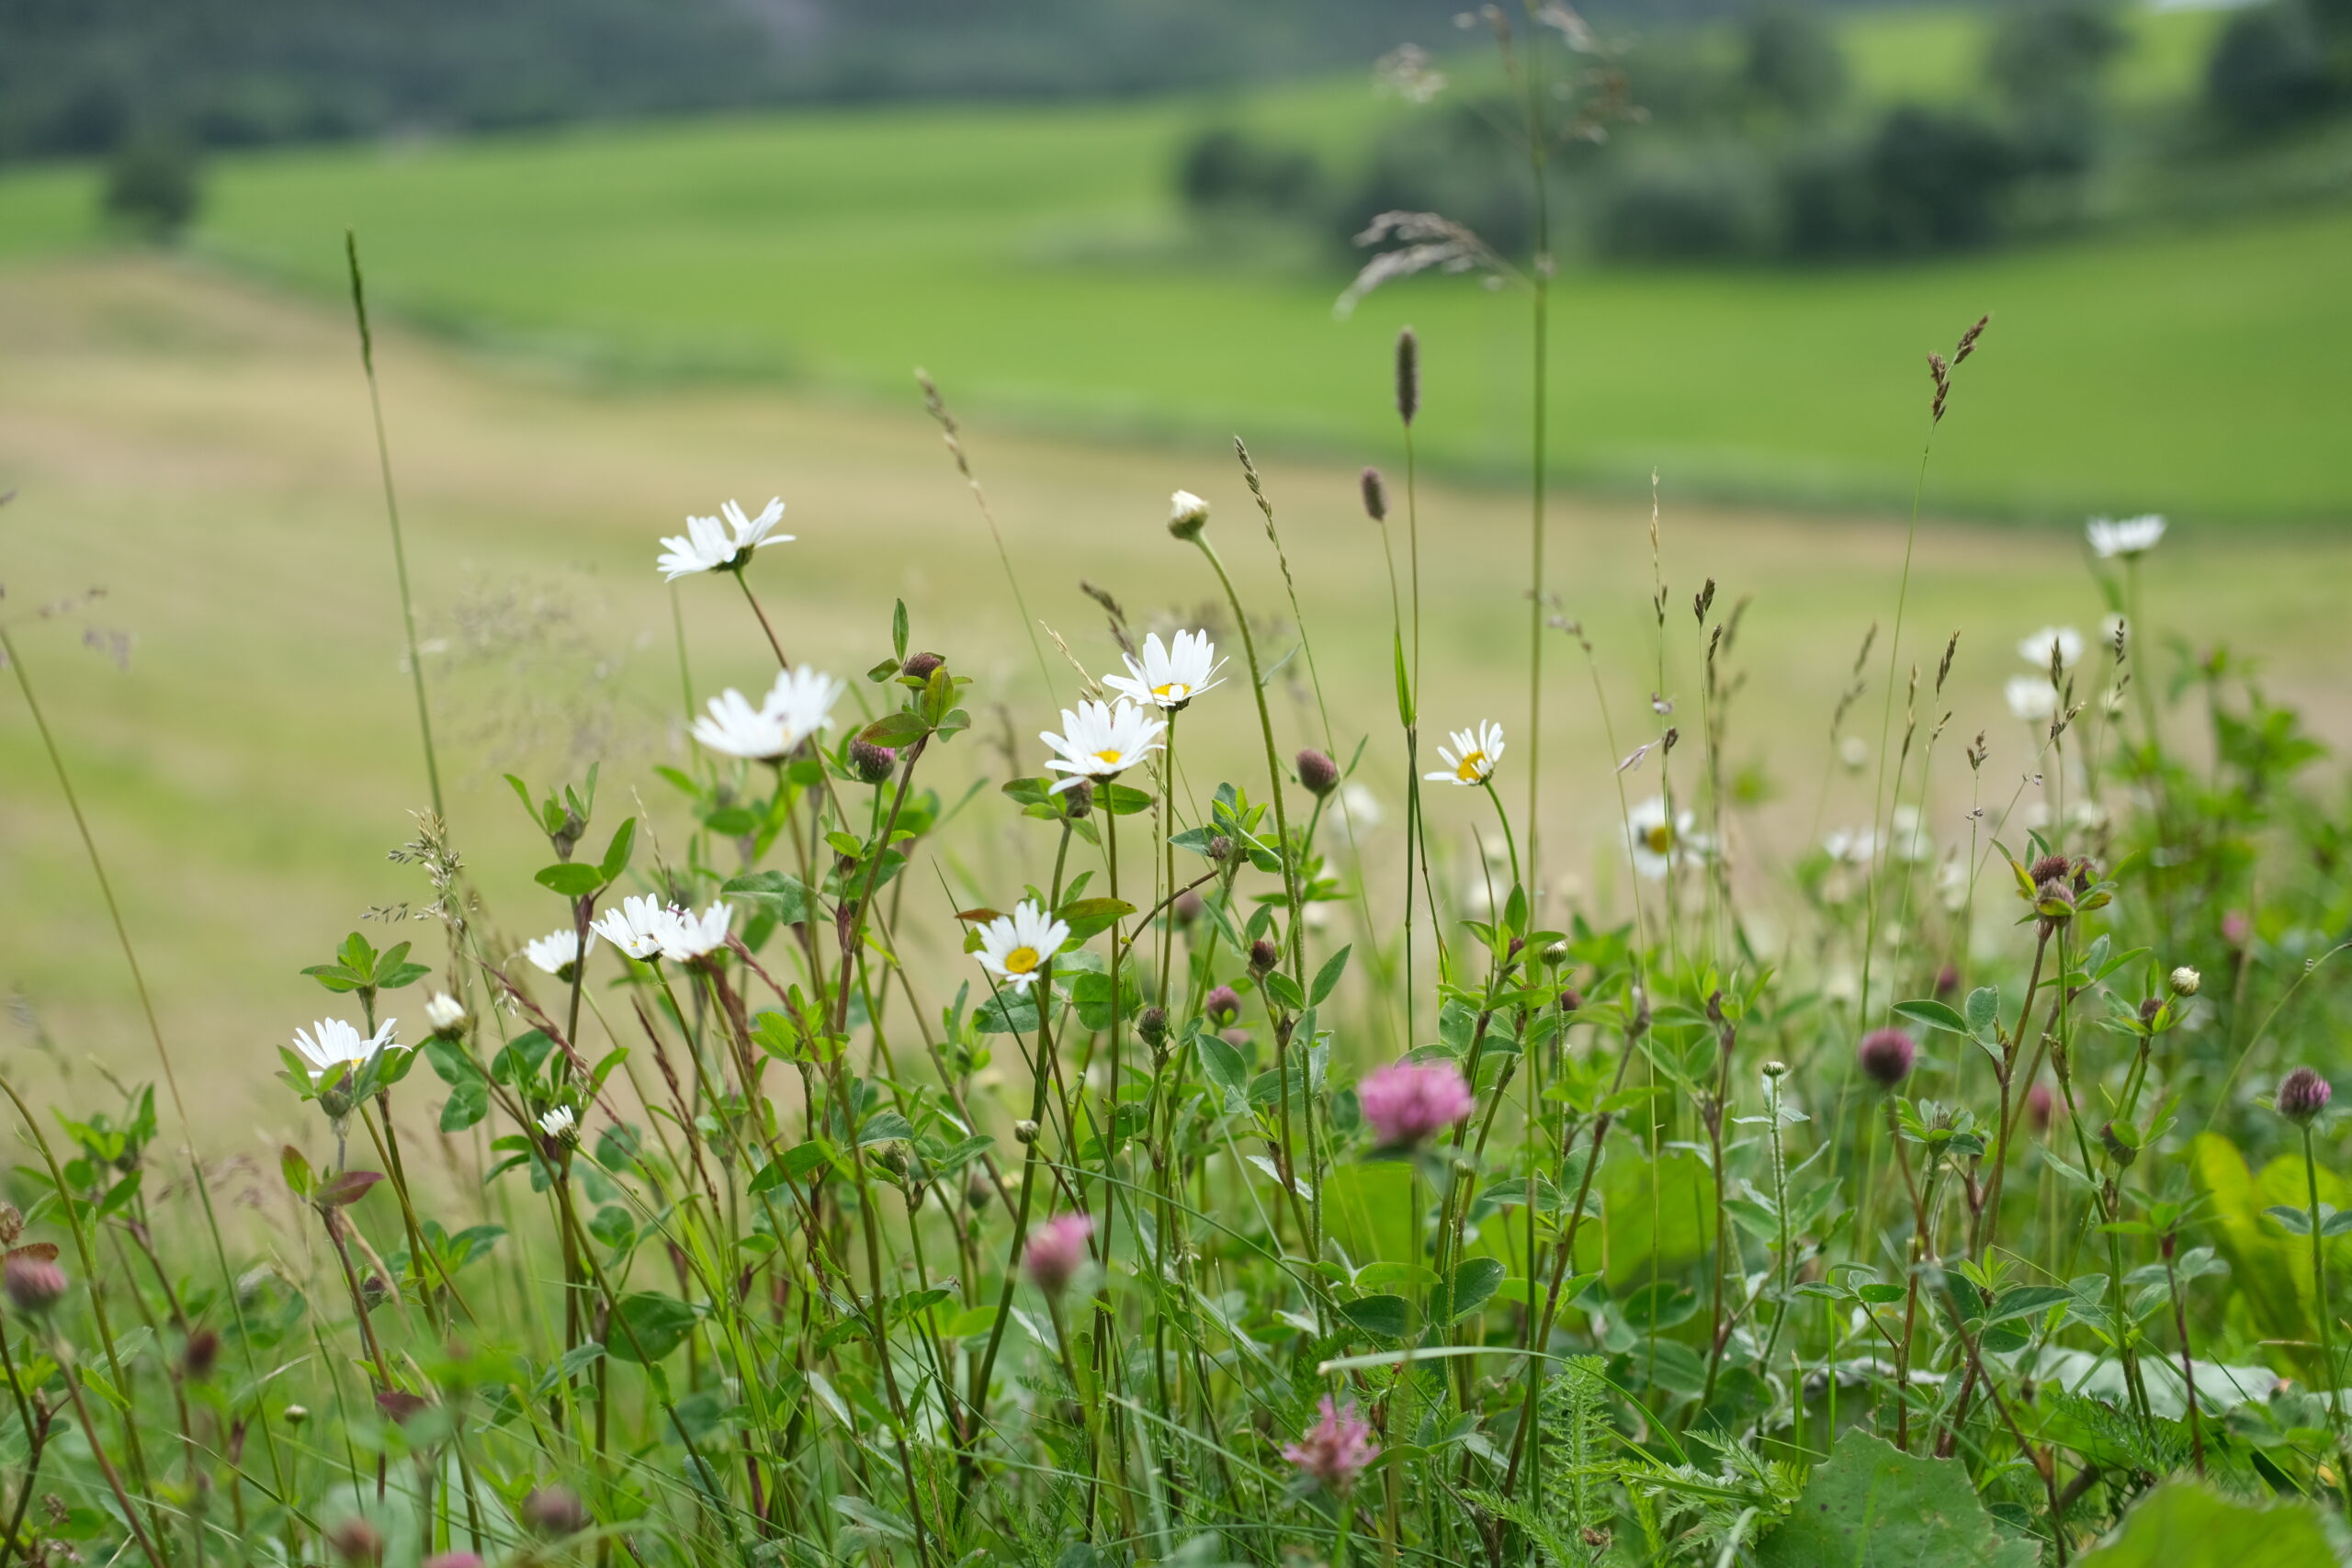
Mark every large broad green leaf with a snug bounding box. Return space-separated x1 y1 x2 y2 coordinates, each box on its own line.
1571 1145 1715 1290
2075 1481 2334 1568
1756 1428 2037 1568
1324 1161 1415 1269
2190 1133 2350 1378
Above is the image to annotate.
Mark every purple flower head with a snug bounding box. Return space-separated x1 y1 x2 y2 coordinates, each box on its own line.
1357 1059 1474 1148
1023 1212 1094 1296
2278 1066 2333 1126
1857 1027 1917 1089
1204 985 1242 1027
1283 1394 1379 1495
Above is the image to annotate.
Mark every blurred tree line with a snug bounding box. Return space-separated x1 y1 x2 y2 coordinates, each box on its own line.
1180 0 2352 265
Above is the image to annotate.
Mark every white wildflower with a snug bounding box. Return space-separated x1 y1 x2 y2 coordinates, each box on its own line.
2086 514 2165 560
538 1104 578 1142
974 901 1071 992
522 929 590 977
424 992 467 1033
764 665 846 751
1102 629 1225 710
1041 698 1165 794
656 497 792 581
2006 675 2059 722
658 901 732 964
591 895 674 961
290 1018 402 1081
691 687 794 761
2018 626 2084 670
1426 720 1505 786
1626 795 1698 880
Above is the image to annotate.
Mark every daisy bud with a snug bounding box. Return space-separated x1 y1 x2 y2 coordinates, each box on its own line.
524 1485 589 1538
1167 490 1211 540
1173 889 1204 926
2027 1081 2054 1134
1137 1006 1169 1049
1023 1212 1094 1296
283 1404 309 1427
1013 1119 1039 1145
1062 778 1094 818
1761 1059 1789 1078
1296 748 1340 798
900 651 944 681
327 1517 383 1566
1540 940 1570 966
424 992 467 1036
1359 467 1387 523
1395 327 1419 426
182 1327 220 1382
966 1172 995 1211
849 737 898 784
1357 1059 1474 1148
3 1255 66 1315
1249 938 1280 979
1284 1393 1379 1495
2170 966 2201 997
1204 986 1242 1027
2278 1066 2332 1126
1857 1027 1917 1088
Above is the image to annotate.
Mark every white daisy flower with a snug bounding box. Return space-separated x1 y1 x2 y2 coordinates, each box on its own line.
2086 514 2165 560
291 1018 402 1081
1824 827 1877 866
1041 698 1166 794
1425 720 1505 786
1625 795 1697 880
522 929 591 976
1888 804 1932 863
658 901 732 964
424 992 467 1033
656 497 793 581
974 900 1071 992
2005 675 2058 722
1934 856 1971 912
1330 782 1384 835
2017 626 2083 670
763 665 846 751
538 1104 578 1142
1102 630 1226 710
691 687 793 761
591 894 675 961
1168 490 1211 538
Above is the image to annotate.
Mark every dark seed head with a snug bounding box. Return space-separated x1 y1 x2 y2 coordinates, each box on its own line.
1396 327 1420 425
2278 1066 2332 1126
1137 1006 1169 1048
2028 852 2071 886
849 737 898 784
1296 748 1340 798
1359 467 1388 523
900 650 944 681
1249 938 1280 978
1857 1027 1917 1089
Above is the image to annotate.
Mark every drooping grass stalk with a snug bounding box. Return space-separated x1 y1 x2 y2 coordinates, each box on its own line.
343 231 445 820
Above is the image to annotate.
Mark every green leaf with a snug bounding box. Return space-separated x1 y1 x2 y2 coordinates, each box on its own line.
279 1145 313 1200
1440 1258 1504 1324
1963 986 2001 1036
599 818 636 883
1756 1427 2038 1568
316 1170 384 1209
536 863 603 897
1263 971 1305 1012
891 598 908 661
724 870 813 926
1337 1294 1410 1340
438 1076 489 1134
1309 944 1352 1007
2265 1204 2313 1235
861 712 931 748
606 1292 698 1364
1056 897 1133 944
1984 1284 2072 1325
1197 1032 1250 1112
1892 999 1970 1036
2074 1481 2335 1568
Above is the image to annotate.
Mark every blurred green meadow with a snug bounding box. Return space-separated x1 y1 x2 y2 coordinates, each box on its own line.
0 4 2346 522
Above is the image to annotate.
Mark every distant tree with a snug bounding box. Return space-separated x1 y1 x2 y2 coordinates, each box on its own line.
1742 4 1849 122
2207 3 2334 136
1177 129 1319 218
101 135 201 241
1984 2 2129 177
1861 106 2022 253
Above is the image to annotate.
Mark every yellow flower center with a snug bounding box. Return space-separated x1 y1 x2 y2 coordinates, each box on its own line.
1645 823 1676 854
1153 681 1191 700
1455 751 1486 782
1003 946 1040 976
1094 749 1125 765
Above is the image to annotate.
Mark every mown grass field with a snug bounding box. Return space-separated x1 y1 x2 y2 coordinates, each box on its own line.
0 6 2345 523
5 256 2351 1120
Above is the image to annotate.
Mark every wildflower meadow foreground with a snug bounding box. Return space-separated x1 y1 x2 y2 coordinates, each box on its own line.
8 248 2352 1568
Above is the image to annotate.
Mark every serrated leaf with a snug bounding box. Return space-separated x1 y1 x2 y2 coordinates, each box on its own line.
1757 1427 2038 1568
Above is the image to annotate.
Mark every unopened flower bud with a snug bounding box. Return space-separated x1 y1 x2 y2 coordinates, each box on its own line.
1137 1006 1169 1049
3 1255 66 1315
900 651 944 681
1208 834 1233 863
283 1404 309 1427
318 1084 356 1122
1167 490 1211 540
1761 1060 1789 1079
182 1327 220 1382
524 1485 589 1538
327 1517 383 1566
424 992 467 1035
2138 996 2165 1024
1557 987 1583 1014
1013 1119 1040 1145
2278 1066 2332 1126
2027 1081 2055 1134
966 1172 995 1211
1541 940 1570 967
1248 938 1279 979
1173 889 1204 926
2170 966 2201 997
850 737 898 784
1204 986 1242 1027
2029 852 2071 886
1295 748 1340 798
1857 1027 1916 1089
2098 1122 2137 1167
1062 778 1094 818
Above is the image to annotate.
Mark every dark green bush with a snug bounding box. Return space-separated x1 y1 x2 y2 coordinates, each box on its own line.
100 134 201 241
2207 2 2335 136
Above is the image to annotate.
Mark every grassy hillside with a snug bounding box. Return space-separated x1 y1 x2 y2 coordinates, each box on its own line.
4 7 2344 523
